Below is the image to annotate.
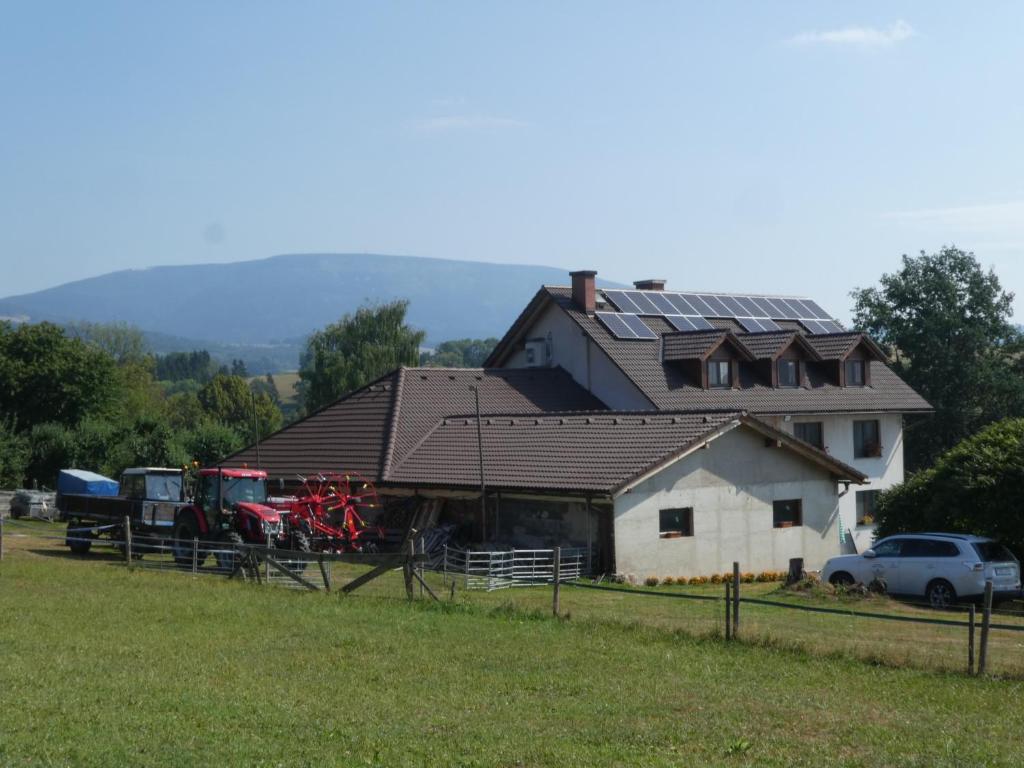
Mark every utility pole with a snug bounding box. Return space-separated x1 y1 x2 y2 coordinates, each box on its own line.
251 391 261 470
470 385 486 542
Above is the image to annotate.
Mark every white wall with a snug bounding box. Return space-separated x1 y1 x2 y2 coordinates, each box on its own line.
612 427 842 579
503 303 653 410
774 413 903 553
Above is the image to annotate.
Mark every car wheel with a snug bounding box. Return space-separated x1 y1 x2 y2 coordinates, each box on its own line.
66 520 92 555
926 579 957 609
829 571 855 587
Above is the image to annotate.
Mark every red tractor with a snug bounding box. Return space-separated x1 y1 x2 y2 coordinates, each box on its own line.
171 468 292 568
271 472 386 554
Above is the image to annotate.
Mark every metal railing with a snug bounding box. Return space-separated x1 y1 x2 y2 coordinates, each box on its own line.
442 546 589 591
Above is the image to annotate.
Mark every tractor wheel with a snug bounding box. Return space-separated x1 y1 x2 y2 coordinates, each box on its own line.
172 515 206 567
290 530 312 574
66 521 92 555
215 530 246 573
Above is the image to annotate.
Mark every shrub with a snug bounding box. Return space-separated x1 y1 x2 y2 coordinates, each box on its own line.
741 572 755 583
709 573 722 584
688 576 708 586
661 576 675 586
644 576 660 587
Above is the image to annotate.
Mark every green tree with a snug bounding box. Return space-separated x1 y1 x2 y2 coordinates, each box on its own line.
0 419 29 487
197 374 283 439
249 373 280 405
875 418 1024 558
65 321 148 365
182 421 244 467
420 338 499 368
0 322 119 432
298 300 425 413
851 247 1024 469
230 359 248 377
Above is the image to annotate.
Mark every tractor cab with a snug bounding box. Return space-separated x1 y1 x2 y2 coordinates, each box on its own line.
194 468 283 541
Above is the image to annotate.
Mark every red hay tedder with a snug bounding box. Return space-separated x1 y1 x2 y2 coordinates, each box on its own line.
271 472 386 554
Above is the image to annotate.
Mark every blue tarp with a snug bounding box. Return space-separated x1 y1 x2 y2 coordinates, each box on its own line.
57 469 120 497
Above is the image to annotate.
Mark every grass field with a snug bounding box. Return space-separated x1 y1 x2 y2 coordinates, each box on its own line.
3 524 1024 767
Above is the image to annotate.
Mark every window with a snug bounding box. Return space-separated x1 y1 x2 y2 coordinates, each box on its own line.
659 507 693 538
972 542 1016 562
778 359 798 387
855 490 880 526
120 474 145 499
772 499 802 528
853 420 881 458
708 360 731 388
902 539 961 558
845 359 866 386
872 539 903 557
793 421 824 449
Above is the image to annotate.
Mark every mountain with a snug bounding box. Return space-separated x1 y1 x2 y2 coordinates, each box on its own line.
0 253 622 359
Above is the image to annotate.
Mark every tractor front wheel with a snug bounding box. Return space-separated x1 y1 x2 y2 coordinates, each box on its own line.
289 530 312 573
172 515 205 567
215 530 246 572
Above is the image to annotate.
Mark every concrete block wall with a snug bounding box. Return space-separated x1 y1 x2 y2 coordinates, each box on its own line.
612 427 841 579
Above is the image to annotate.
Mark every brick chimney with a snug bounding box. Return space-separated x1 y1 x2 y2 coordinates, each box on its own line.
634 279 666 291
570 270 597 314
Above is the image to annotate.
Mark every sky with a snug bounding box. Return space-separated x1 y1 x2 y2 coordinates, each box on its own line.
2 1 1023 322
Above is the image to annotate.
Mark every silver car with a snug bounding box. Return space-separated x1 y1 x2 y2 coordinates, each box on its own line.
821 533 1021 608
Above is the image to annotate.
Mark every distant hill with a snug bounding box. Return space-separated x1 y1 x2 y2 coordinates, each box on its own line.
0 254 624 367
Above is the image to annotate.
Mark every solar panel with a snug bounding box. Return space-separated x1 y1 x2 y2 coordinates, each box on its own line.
620 313 659 339
595 311 658 339
599 289 841 334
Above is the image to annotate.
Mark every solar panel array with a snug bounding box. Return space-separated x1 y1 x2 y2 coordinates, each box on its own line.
601 289 844 338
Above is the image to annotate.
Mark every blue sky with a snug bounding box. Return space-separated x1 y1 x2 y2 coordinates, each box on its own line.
2 2 1023 322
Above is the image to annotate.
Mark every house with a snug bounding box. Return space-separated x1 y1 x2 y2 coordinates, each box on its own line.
225 270 929 578
484 271 931 553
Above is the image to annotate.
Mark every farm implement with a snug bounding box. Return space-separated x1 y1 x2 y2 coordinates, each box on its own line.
271 472 386 554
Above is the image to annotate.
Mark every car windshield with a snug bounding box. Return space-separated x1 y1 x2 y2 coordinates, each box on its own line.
972 542 1017 562
222 477 268 506
145 474 182 501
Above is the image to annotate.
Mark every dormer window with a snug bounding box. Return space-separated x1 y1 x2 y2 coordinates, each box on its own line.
778 359 798 387
708 360 731 388
845 359 866 387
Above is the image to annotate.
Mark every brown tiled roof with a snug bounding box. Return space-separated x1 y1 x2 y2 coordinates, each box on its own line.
737 332 822 361
387 411 866 493
805 332 886 361
487 287 931 415
223 366 606 481
225 369 400 480
661 331 753 362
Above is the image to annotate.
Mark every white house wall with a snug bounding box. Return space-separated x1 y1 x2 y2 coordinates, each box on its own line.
774 413 903 553
503 303 653 410
613 427 841 579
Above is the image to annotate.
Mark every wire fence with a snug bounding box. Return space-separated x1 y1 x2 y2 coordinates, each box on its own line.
6 518 1024 679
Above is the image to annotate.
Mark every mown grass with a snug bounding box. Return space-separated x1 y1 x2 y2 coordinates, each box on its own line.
3 528 1024 766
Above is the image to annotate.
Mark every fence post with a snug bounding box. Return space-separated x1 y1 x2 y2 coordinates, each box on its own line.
404 539 416 600
724 580 731 640
318 554 331 593
192 537 198 575
464 547 470 591
123 516 132 568
265 532 271 585
978 580 993 675
0 511 4 562
552 546 562 617
443 544 448 586
418 538 425 598
732 562 740 636
968 603 976 675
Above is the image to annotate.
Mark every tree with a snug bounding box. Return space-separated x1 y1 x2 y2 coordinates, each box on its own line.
197 374 283 439
420 338 499 368
181 421 244 467
65 321 148 365
154 350 216 382
249 373 280 405
0 322 119 432
298 301 425 413
230 359 248 377
0 419 29 487
875 418 1024 558
851 247 1024 469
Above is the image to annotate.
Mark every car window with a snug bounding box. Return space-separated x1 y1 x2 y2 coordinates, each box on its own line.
972 542 1017 562
872 539 903 557
902 539 960 557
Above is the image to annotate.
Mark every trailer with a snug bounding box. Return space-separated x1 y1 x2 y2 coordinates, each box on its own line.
57 468 187 554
